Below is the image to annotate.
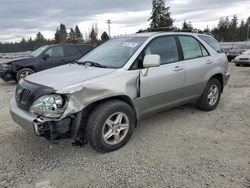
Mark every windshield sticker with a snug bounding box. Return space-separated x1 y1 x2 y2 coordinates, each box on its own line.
122 42 139 48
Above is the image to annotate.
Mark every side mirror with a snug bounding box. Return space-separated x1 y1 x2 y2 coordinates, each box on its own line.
143 54 161 68
42 54 50 60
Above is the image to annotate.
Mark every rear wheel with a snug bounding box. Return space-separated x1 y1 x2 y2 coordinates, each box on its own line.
86 100 136 152
197 78 221 111
16 68 35 81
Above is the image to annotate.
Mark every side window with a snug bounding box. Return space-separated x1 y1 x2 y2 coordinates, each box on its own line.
45 46 64 57
198 35 223 53
64 46 80 57
178 36 203 60
145 36 179 65
200 44 209 56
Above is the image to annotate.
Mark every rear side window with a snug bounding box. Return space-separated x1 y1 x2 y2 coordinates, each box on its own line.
45 46 64 57
64 46 80 57
145 36 179 65
198 35 223 53
178 36 204 60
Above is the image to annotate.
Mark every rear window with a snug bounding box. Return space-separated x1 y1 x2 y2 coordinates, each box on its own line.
198 35 223 53
64 46 80 56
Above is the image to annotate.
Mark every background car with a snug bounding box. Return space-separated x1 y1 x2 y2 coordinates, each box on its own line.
0 44 93 81
227 44 250 61
234 49 250 66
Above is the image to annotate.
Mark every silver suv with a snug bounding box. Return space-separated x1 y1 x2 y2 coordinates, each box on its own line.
10 32 230 152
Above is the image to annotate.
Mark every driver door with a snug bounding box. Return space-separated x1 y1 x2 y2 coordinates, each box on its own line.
134 36 185 119
39 46 65 71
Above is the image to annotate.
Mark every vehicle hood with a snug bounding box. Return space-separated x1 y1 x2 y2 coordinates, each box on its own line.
235 54 250 60
25 64 116 90
4 56 33 65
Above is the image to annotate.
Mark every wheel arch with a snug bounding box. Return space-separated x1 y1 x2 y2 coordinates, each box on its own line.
75 95 138 137
210 73 224 92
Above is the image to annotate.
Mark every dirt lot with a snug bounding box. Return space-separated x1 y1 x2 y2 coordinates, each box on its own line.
0 62 249 188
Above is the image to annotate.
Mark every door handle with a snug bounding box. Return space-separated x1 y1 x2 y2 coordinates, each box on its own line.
173 66 184 72
206 60 214 65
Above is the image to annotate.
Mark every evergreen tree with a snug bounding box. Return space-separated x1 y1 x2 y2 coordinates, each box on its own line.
89 24 98 45
59 23 67 43
75 25 83 43
35 32 46 48
68 28 76 43
228 15 238 41
101 31 109 42
148 0 174 30
182 20 193 31
54 28 60 43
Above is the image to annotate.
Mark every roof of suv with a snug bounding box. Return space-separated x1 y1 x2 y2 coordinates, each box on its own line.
125 32 211 38
47 43 93 47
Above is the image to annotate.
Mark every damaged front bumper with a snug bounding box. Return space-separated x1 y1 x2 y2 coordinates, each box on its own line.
0 65 15 82
10 97 83 141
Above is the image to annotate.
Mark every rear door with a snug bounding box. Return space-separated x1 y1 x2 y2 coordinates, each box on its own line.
177 35 211 101
134 36 185 118
39 46 65 70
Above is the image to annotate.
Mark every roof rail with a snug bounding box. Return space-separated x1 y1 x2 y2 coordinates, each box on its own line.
145 27 213 35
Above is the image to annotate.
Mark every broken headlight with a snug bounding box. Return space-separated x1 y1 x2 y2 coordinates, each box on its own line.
2 64 11 70
30 94 67 118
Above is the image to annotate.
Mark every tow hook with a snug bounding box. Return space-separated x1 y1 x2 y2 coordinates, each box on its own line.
33 118 45 136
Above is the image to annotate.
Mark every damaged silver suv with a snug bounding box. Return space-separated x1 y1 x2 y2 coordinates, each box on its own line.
10 32 230 152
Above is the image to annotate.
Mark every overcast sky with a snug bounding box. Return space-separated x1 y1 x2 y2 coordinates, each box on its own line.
0 0 250 42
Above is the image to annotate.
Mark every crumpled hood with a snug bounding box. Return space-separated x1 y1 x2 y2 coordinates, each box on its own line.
5 57 32 64
25 64 116 90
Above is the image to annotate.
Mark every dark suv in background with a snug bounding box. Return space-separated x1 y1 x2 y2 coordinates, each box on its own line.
0 44 93 81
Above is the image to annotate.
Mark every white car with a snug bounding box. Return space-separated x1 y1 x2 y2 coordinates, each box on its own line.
235 50 250 66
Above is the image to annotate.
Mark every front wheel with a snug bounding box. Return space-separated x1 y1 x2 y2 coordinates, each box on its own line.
86 100 136 152
197 78 221 111
16 68 35 81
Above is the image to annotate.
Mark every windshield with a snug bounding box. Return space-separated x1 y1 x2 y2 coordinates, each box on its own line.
78 37 147 68
31 45 48 57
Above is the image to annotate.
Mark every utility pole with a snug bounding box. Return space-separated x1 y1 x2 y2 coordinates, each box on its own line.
106 20 111 37
247 24 250 41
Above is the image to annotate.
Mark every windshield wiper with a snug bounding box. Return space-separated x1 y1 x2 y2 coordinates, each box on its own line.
77 61 109 68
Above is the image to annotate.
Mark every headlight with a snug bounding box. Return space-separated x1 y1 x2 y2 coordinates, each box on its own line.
2 64 11 70
30 94 67 118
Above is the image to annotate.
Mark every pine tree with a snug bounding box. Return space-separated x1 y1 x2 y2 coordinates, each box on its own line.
101 31 109 42
148 0 174 30
35 32 46 48
59 23 67 43
68 28 76 43
228 15 238 41
54 28 60 44
182 20 193 31
89 24 98 45
75 25 83 43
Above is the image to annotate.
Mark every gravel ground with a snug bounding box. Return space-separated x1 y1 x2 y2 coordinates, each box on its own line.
0 61 249 188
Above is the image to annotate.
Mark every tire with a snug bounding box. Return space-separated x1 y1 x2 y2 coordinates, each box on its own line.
86 100 136 152
16 68 35 81
197 78 222 111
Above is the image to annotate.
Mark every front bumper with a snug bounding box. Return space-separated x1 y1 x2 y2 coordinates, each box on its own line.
0 65 15 81
234 60 250 65
10 97 78 140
